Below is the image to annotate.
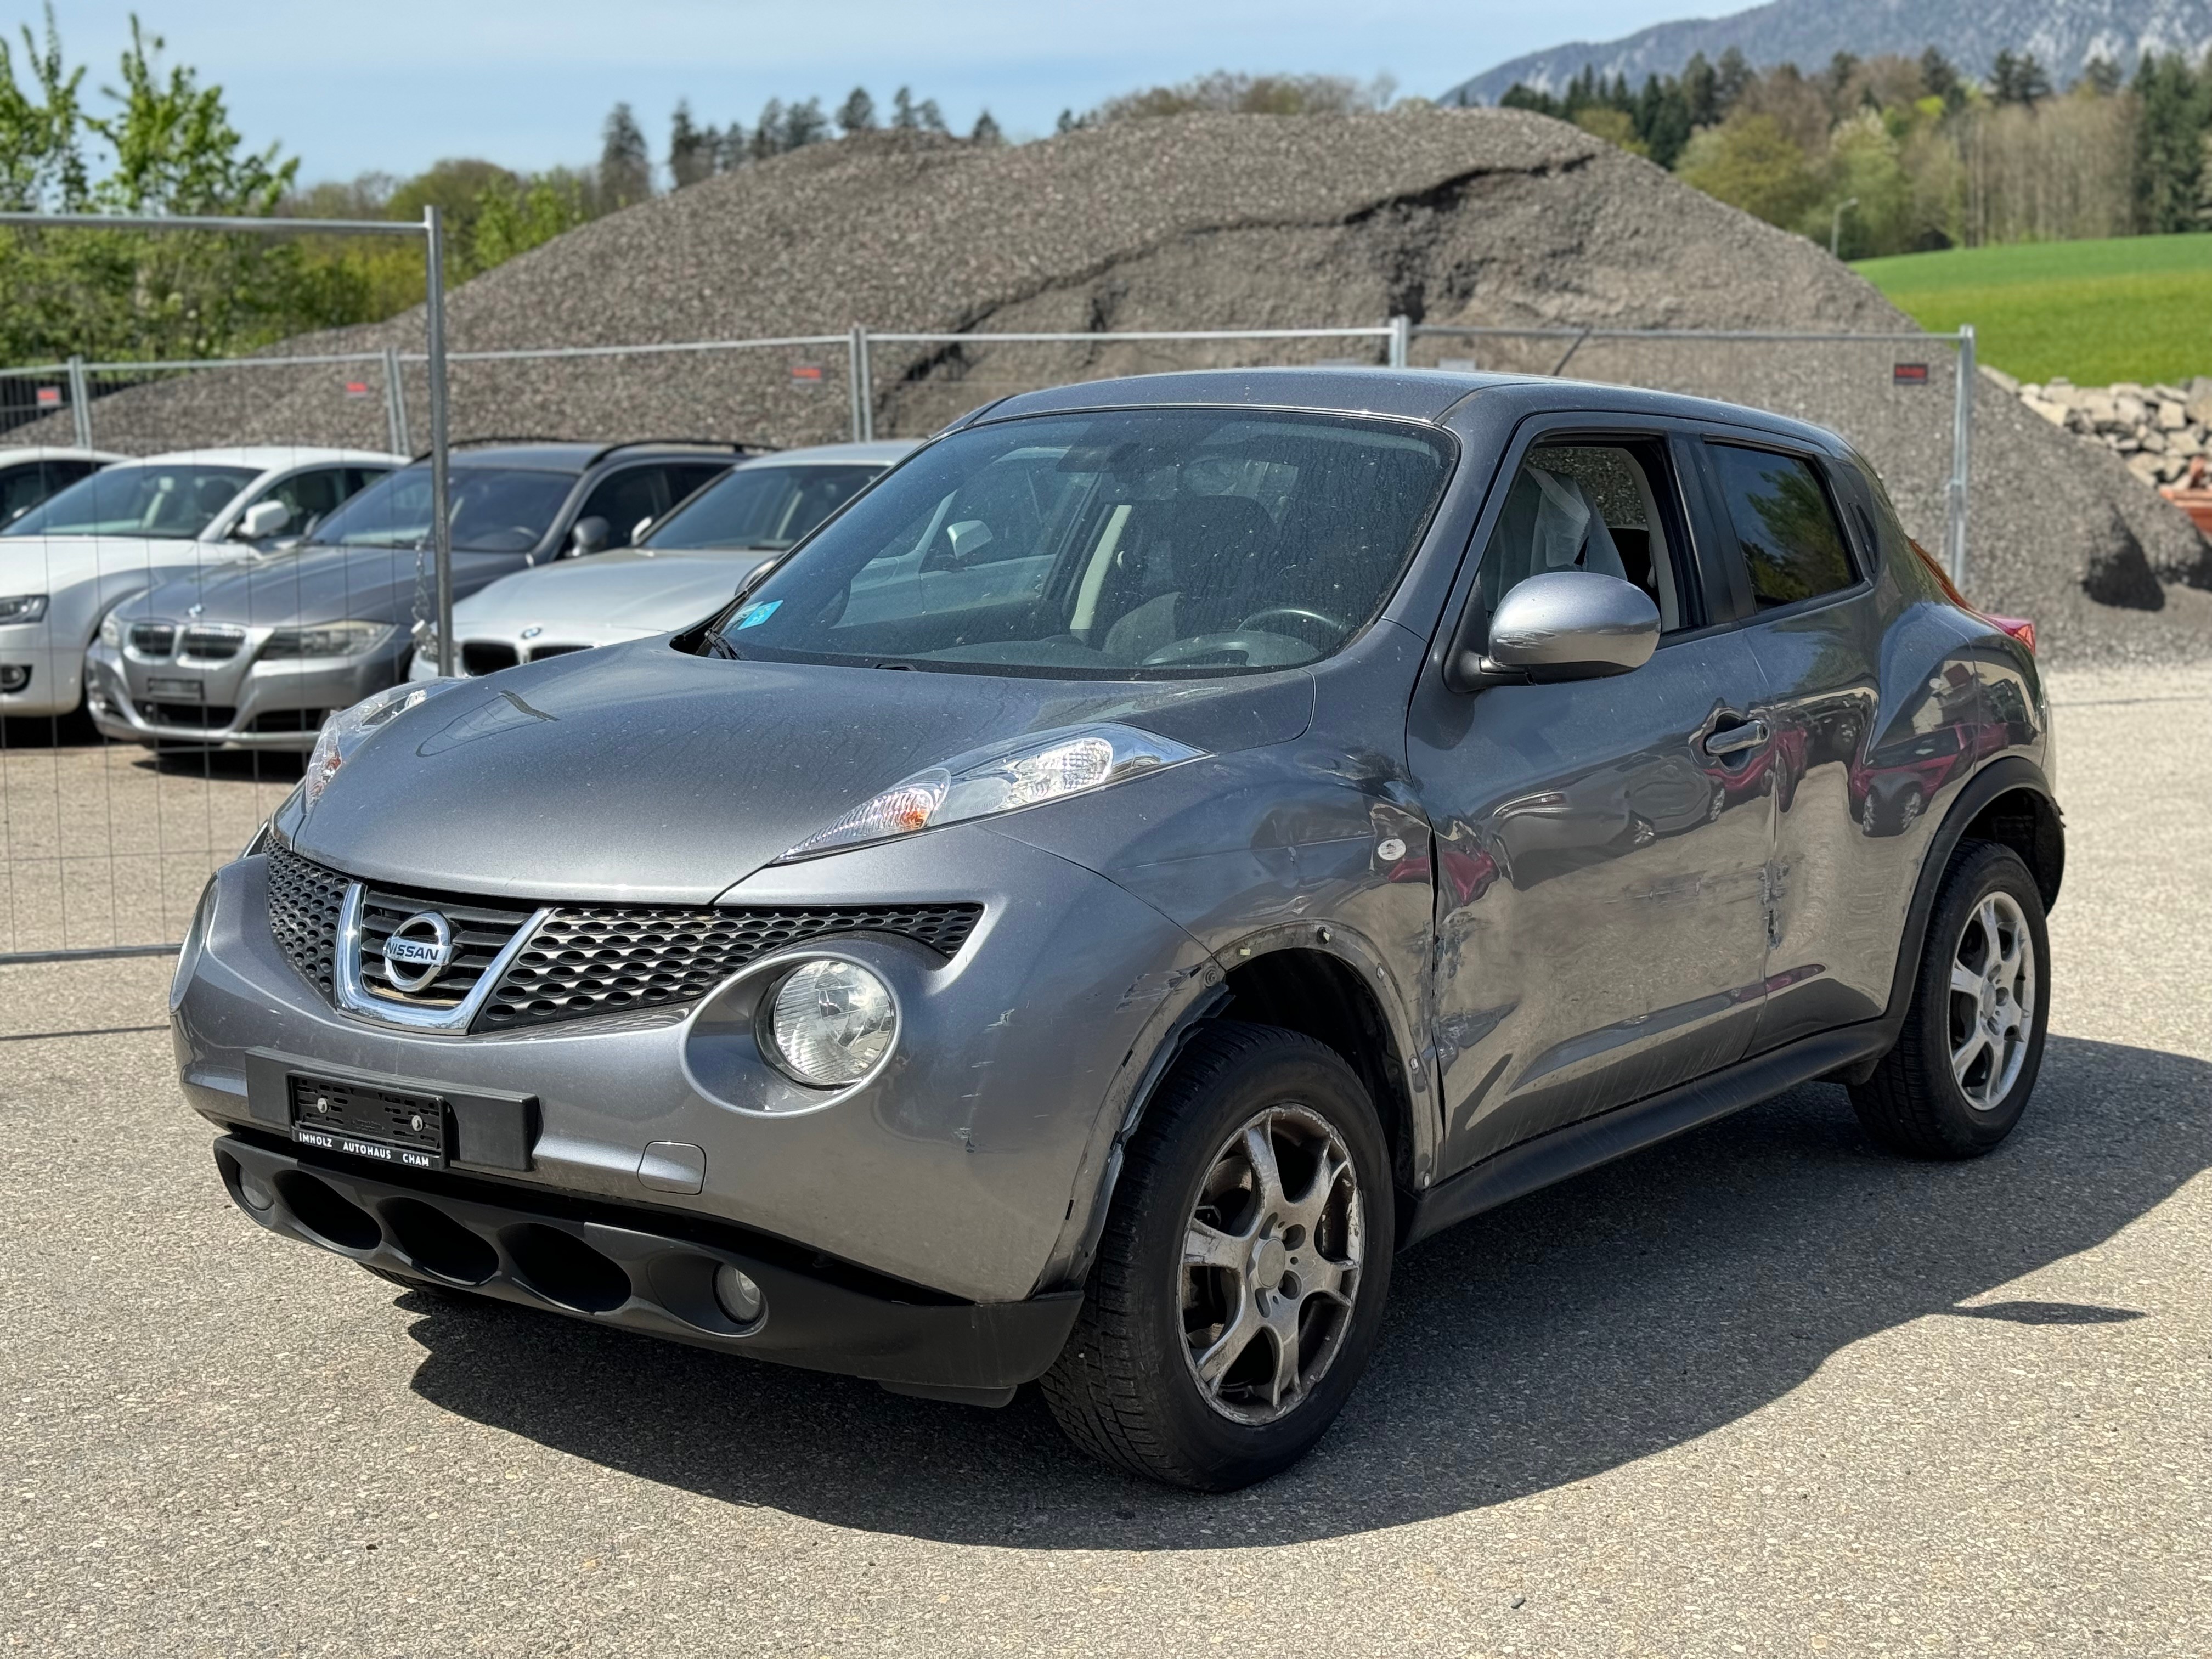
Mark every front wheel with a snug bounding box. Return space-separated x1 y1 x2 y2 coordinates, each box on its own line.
1850 840 2050 1158
1041 1022 1395 1491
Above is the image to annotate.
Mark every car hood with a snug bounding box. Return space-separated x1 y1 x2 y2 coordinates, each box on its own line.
114 543 527 626
454 549 773 634
0 533 244 586
289 637 1315 903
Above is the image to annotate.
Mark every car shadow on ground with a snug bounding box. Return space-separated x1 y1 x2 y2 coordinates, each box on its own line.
399 1035 2209 1547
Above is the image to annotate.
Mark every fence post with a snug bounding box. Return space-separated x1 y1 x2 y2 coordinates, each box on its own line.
423 205 455 678
848 325 873 442
381 343 411 456
1386 315 1411 370
66 354 91 449
1947 324 1975 593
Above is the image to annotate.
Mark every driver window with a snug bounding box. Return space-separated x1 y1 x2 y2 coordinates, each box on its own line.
1477 442 1685 634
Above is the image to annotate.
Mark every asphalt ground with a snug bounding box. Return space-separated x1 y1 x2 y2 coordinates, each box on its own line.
3 664 2209 1657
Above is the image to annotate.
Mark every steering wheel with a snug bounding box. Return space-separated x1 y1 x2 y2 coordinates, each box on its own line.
1238 605 1348 645
1140 631 1310 668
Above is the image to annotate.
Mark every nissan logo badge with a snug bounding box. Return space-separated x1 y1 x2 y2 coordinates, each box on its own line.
381 911 456 992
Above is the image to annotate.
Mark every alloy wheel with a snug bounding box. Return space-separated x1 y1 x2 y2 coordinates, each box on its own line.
1949 890 2034 1110
1179 1104 1364 1425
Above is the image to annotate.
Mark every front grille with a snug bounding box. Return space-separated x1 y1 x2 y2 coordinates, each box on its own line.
267 846 348 995
461 641 519 676
525 643 588 662
127 621 177 656
178 625 246 661
246 708 326 734
356 883 536 1010
478 902 984 1031
139 701 238 729
261 848 983 1032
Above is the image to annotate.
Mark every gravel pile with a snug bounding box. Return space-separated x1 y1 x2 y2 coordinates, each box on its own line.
20 108 2209 663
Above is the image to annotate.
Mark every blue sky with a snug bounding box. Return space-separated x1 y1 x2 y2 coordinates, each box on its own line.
36 0 1694 182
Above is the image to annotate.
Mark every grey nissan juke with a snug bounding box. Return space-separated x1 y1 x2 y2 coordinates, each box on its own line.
172 368 2059 1491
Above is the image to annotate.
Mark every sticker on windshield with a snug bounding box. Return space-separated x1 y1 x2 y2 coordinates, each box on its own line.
733 600 782 629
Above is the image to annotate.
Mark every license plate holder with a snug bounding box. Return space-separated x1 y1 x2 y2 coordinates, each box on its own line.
289 1073 450 1170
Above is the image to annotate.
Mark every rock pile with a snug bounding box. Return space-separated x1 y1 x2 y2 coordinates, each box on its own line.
2011 373 2212 490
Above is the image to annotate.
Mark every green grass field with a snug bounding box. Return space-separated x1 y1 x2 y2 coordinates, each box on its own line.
1854 234 2212 386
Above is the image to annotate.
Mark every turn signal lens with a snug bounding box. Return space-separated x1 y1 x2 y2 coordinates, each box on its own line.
763 959 896 1088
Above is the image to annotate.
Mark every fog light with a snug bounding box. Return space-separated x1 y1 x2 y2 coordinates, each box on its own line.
714 1263 765 1327
0 665 29 693
762 958 896 1087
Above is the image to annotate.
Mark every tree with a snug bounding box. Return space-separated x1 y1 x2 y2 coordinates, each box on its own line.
783 97 830 149
2133 52 2209 232
890 86 919 130
1714 47 1754 114
1990 50 2052 108
749 98 785 162
1638 74 1693 167
1918 47 1967 112
836 86 876 136
598 101 651 206
970 109 1003 146
2079 57 2123 98
668 100 714 187
1573 106 1648 157
1682 52 1720 128
0 5 88 208
1675 112 1823 229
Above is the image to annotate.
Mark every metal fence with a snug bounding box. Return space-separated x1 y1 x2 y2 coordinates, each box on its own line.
0 318 1974 962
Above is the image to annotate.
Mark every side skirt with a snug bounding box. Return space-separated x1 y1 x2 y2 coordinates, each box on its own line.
1402 1022 1895 1248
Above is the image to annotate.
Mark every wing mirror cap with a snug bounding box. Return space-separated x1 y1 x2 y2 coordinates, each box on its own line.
568 515 611 556
1450 570 1660 692
238 500 291 540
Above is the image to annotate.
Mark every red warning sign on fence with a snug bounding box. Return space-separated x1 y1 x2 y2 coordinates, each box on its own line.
343 380 371 398
35 386 61 408
789 364 826 384
1893 363 1930 385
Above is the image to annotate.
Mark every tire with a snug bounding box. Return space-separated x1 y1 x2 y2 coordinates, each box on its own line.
1041 1021 1395 1491
1849 840 2050 1159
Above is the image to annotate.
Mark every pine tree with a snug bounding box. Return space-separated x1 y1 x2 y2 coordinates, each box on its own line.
836 86 876 136
1991 50 2052 108
1714 47 1753 114
783 96 829 148
915 97 947 134
598 101 651 205
891 86 918 130
668 99 713 187
2079 57 2123 98
1918 47 1966 112
970 109 1003 146
2134 52 2209 232
1682 52 1719 128
749 98 785 162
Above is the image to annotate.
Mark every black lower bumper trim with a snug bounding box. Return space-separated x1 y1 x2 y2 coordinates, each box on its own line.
212 1135 1080 1392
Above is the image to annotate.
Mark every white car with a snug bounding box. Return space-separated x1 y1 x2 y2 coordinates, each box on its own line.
0 445 400 720
0 447 127 526
409 441 917 678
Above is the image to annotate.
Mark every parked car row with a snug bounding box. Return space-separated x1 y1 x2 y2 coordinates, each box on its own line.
0 437 912 747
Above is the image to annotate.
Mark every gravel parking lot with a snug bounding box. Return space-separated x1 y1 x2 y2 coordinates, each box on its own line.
4 664 2208 1657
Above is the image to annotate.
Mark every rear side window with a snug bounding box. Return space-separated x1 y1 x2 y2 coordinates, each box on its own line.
1709 444 1857 610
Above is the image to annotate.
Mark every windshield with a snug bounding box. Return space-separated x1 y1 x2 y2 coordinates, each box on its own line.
1 462 257 539
702 411 1453 679
308 464 575 553
645 462 882 551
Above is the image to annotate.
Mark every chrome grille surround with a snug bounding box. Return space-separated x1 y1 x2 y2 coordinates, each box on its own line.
261 847 982 1034
178 624 248 662
125 620 178 658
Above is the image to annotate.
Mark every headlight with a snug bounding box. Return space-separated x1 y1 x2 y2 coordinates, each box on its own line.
760 959 896 1087
0 594 48 624
99 610 121 646
780 723 1204 860
304 678 465 808
171 877 216 1012
262 620 391 659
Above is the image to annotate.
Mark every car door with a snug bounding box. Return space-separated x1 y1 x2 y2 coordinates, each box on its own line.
1691 438 1945 1052
1407 420 1777 1177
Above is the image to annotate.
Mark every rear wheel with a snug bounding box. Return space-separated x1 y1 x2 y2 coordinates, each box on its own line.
1850 841 2049 1158
1041 1022 1395 1491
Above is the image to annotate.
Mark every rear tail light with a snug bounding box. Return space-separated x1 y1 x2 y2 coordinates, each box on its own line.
1908 539 2035 655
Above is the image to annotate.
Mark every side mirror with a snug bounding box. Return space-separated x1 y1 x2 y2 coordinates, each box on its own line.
924 517 993 571
1450 570 1660 692
569 515 610 556
732 556 779 600
238 500 291 540
631 515 655 544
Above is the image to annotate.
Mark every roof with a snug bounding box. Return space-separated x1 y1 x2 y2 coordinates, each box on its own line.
119 445 403 470
972 366 1846 452
0 447 128 465
733 439 922 467
427 439 754 472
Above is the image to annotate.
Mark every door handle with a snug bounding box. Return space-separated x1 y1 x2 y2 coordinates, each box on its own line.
1703 719 1769 757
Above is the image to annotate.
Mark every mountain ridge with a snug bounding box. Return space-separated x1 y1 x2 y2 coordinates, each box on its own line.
1441 0 2212 106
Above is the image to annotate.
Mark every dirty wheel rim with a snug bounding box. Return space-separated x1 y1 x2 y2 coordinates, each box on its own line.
1948 890 2034 1111
1179 1104 1364 1425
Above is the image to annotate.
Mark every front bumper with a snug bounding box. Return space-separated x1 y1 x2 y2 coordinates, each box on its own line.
86 637 405 749
0 625 74 718
214 1132 1080 1394
174 827 1209 1307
